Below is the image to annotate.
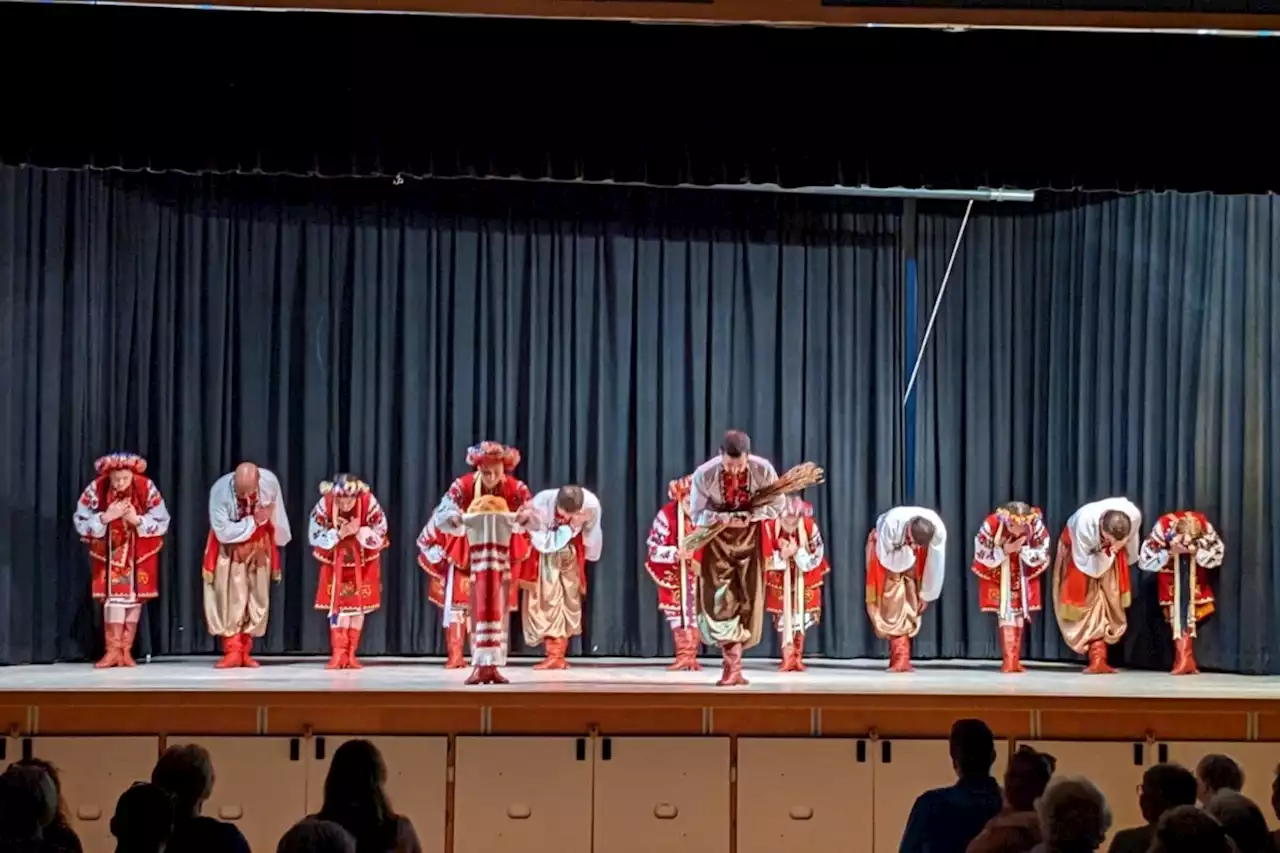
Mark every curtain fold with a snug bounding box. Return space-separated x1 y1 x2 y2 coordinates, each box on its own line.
912 193 1280 672
0 168 902 664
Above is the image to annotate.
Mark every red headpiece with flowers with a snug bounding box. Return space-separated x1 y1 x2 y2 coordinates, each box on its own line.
319 474 370 496
996 502 1041 527
94 453 147 476
466 441 521 471
782 496 814 518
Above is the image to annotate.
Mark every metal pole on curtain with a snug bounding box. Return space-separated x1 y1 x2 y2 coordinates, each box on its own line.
902 199 975 410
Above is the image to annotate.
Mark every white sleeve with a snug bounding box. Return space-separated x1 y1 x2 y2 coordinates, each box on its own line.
919 526 947 602
1070 515 1115 579
794 524 824 572
357 495 388 550
690 470 727 527
1196 524 1225 569
265 473 292 546
581 496 603 562
1138 520 1170 573
210 484 256 545
73 484 107 539
530 525 576 555
973 521 1003 569
138 482 171 537
875 516 919 573
308 499 340 551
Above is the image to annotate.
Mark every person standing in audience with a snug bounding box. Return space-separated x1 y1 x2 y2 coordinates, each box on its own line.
151 744 250 853
0 765 60 853
1196 754 1245 804
312 740 422 853
1147 806 1233 853
277 820 354 853
899 719 1003 853
1204 790 1271 853
967 746 1057 853
1106 763 1197 853
109 783 174 853
866 506 947 673
1051 498 1142 674
1030 777 1111 853
12 760 81 853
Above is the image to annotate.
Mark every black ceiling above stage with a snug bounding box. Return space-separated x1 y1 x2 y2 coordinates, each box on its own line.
1 3 1275 194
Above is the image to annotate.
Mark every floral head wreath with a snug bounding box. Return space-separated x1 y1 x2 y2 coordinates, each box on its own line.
466 441 521 471
319 474 370 496
1171 513 1206 541
996 503 1041 527
95 453 148 476
783 497 814 518
668 475 693 501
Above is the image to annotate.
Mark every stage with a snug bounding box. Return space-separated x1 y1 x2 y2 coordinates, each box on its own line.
1 657 1279 740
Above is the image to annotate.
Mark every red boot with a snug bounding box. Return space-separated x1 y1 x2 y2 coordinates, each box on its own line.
667 627 691 671
687 628 704 671
119 622 139 667
887 635 914 673
792 632 807 672
444 622 468 669
345 627 363 669
779 635 797 672
716 643 749 687
325 627 348 670
95 624 124 669
239 633 260 668
1082 640 1117 674
533 637 569 670
1172 635 1200 675
214 635 242 669
465 665 510 685
1000 625 1026 673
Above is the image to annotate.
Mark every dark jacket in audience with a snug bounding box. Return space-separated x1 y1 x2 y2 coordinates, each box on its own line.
1107 763 1198 853
151 745 251 853
901 720 1004 853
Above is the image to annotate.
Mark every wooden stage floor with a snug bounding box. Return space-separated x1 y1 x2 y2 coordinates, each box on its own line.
1 657 1278 741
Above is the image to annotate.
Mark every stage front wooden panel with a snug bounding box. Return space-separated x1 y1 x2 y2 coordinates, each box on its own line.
1020 740 1145 846
737 738 872 852
169 737 308 853
30 736 160 853
1159 741 1280 814
592 736 730 853
304 736 449 853
453 736 593 853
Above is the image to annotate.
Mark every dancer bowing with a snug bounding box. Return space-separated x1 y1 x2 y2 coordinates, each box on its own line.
203 463 292 668
1139 511 1224 675
308 474 388 669
971 501 1050 673
1052 497 1141 674
645 475 703 670
518 485 602 670
73 453 171 668
420 442 534 669
683 430 825 687
764 497 829 672
865 506 946 672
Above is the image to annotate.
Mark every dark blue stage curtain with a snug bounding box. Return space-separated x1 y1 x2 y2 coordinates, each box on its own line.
912 193 1280 673
0 168 902 665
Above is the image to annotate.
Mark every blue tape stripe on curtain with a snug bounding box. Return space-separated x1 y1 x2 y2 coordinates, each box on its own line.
912 193 1280 672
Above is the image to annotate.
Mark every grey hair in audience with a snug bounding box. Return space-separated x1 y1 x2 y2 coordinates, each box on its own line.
1204 790 1269 853
1150 804 1235 853
1036 775 1111 852
277 818 357 853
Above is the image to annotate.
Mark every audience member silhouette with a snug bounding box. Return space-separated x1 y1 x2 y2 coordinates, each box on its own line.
277 820 355 853
900 719 1004 853
151 745 251 853
1106 763 1198 853
0 765 60 853
110 783 174 853
1203 790 1270 853
311 740 422 853
1031 776 1110 853
12 760 81 853
1147 805 1234 853
967 746 1056 853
